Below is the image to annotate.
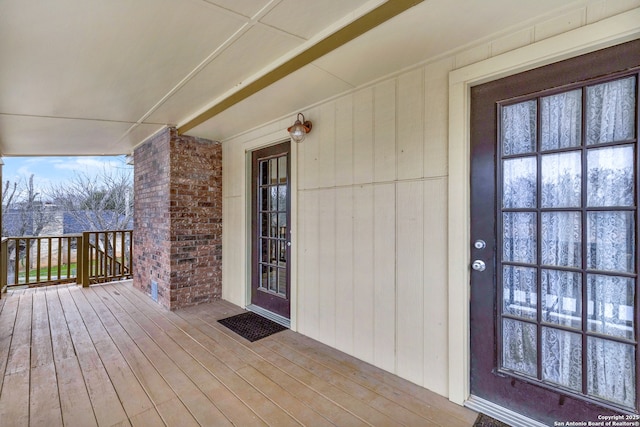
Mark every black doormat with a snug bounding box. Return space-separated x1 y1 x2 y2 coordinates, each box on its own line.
473 413 511 427
217 311 287 342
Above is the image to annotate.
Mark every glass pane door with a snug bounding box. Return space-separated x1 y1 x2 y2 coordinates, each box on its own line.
498 75 638 409
251 141 291 319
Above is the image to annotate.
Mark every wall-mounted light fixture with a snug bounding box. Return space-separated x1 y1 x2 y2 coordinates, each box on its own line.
287 113 312 143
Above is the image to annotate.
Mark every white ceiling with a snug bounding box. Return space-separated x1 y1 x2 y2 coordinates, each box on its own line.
0 0 598 156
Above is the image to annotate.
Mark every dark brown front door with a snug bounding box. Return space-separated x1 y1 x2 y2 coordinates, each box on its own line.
251 141 291 319
470 40 640 424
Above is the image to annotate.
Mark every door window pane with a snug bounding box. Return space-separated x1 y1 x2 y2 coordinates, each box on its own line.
587 211 635 273
586 77 636 145
503 157 536 208
502 100 537 155
503 318 537 377
541 212 581 268
541 89 582 150
587 274 635 340
503 212 536 264
587 145 634 207
587 337 636 408
541 152 581 208
503 266 537 320
542 327 582 392
542 269 582 329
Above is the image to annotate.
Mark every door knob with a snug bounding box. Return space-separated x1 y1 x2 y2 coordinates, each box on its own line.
472 260 486 271
474 240 486 249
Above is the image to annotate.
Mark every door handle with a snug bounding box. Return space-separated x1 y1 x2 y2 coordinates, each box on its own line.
472 260 486 271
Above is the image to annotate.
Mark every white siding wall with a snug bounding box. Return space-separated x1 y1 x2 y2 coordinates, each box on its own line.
222 0 640 399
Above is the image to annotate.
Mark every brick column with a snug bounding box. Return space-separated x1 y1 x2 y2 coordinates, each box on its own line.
133 127 222 310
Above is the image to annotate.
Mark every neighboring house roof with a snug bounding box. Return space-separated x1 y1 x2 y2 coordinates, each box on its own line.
2 208 132 237
2 209 35 236
63 211 133 234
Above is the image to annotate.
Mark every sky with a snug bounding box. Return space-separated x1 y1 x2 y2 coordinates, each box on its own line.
2 156 132 197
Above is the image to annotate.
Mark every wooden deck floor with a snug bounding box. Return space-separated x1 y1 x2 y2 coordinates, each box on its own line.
0 281 478 426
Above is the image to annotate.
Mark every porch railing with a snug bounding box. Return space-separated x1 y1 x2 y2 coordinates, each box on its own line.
0 230 133 294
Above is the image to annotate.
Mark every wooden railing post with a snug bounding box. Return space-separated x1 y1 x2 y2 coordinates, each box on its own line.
81 232 91 287
0 238 7 297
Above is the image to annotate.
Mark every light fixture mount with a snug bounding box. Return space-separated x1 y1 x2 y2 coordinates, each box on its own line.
287 113 312 143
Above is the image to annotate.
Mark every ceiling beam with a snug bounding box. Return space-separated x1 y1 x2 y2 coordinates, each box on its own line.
177 0 424 135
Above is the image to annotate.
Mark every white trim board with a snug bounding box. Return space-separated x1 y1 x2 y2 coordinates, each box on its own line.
446 8 640 406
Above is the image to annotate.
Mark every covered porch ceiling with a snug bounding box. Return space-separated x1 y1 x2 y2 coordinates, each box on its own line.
1 0 583 156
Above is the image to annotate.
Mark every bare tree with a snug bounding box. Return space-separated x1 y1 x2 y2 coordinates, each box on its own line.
47 165 133 232
2 174 56 283
2 174 53 237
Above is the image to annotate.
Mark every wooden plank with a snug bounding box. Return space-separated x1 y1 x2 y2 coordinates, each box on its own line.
274 330 478 426
396 181 425 385
105 284 291 427
46 289 98 427
247 358 368 427
353 87 374 185
68 287 158 419
0 293 32 426
251 340 398 426
373 183 397 372
155 398 200 427
261 337 432 426
236 365 334 427
90 288 230 425
397 68 425 180
0 294 20 393
374 79 397 182
30 292 63 427
128 407 166 427
30 364 63 427
56 287 130 427
99 297 263 427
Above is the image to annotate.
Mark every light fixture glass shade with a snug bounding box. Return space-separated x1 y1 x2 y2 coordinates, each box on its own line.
289 121 307 142
287 113 312 143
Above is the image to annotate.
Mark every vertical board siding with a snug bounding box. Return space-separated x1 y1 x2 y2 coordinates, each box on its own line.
373 183 397 373
353 88 374 185
374 80 397 183
334 187 354 355
424 58 453 178
318 189 336 346
423 178 449 396
335 95 354 187
352 185 374 364
224 55 454 394
319 102 337 189
301 189 320 338
222 196 243 304
396 181 425 386
397 68 425 181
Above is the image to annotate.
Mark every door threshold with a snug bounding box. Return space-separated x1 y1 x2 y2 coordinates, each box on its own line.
465 395 547 427
246 304 290 328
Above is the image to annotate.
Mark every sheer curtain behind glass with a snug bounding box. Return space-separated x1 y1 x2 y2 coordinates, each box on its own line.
500 76 636 408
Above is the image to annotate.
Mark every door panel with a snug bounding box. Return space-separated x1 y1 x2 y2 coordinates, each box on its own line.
251 141 291 318
470 39 640 423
